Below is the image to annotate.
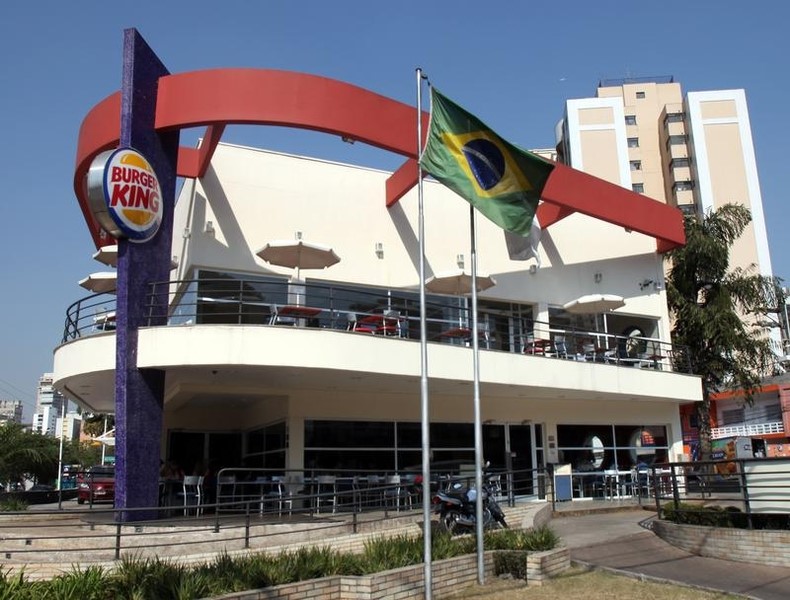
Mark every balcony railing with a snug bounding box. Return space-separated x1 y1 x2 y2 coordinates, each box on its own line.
711 422 784 439
61 278 692 373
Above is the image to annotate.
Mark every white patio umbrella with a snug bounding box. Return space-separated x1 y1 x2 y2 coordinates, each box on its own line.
92 244 178 269
95 428 115 447
79 271 117 294
92 244 118 267
256 239 340 280
562 293 625 314
425 269 496 295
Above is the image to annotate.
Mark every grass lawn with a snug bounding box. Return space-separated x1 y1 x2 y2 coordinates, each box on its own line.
448 567 743 599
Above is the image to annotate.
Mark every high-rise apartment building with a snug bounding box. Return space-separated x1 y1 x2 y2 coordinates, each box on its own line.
557 76 773 283
0 400 23 424
558 77 788 457
32 373 67 436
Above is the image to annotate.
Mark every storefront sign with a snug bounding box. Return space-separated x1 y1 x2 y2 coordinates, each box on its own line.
87 147 163 242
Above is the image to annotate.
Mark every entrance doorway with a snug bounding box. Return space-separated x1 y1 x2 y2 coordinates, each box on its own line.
483 423 544 499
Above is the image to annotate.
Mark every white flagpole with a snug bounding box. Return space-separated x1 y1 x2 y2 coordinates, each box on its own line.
416 67 433 600
469 205 485 584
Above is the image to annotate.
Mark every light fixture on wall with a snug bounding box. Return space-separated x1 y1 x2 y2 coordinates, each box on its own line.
529 264 538 275
456 254 465 269
375 242 384 259
295 231 303 240
484 419 494 425
521 419 532 425
594 272 603 284
204 221 215 235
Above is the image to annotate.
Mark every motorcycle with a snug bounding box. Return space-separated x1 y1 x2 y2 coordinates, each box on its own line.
432 467 508 534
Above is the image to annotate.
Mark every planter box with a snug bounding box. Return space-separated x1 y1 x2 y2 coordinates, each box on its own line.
526 546 571 586
213 547 571 599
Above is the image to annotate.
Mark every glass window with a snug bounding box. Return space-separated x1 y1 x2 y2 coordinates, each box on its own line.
396 422 422 448
264 422 287 452
304 449 394 472
431 422 474 448
668 134 687 146
625 115 637 126
670 158 690 169
629 160 642 171
762 403 782 422
632 183 645 194
722 408 745 426
673 180 694 192
627 137 639 148
305 420 394 448
557 424 669 472
247 428 264 453
635 91 646 99
679 204 697 217
664 112 684 124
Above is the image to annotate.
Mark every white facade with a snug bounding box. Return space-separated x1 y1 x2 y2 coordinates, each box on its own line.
54 143 701 496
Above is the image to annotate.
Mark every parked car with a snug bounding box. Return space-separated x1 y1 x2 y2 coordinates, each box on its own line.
28 484 55 492
77 466 115 504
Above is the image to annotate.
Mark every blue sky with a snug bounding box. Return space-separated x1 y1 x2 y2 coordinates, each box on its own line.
1 2 789 418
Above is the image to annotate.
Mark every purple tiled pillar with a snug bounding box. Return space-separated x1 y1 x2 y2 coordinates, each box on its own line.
113 29 179 521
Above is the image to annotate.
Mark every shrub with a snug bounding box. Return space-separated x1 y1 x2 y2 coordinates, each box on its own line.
661 502 743 528
0 498 28 512
494 550 527 580
0 523 561 597
45 565 109 600
361 534 424 573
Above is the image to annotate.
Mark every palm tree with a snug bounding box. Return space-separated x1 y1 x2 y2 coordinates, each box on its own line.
0 422 58 487
666 204 780 460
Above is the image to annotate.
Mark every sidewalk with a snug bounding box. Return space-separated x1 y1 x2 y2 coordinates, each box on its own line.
551 505 790 600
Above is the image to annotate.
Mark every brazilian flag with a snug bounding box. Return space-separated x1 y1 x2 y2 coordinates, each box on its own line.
420 88 554 236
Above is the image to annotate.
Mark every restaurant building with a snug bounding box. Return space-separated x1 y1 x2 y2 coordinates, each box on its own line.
52 32 702 506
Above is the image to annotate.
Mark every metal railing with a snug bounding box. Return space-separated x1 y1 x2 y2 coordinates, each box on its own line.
625 458 790 529
61 278 692 374
0 466 545 566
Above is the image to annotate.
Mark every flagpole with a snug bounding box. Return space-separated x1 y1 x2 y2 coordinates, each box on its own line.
416 67 433 600
469 205 485 584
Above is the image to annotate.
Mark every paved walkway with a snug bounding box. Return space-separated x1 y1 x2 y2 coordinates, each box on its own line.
551 505 790 600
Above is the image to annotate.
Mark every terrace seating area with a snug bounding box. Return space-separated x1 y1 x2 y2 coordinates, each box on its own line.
63 276 690 374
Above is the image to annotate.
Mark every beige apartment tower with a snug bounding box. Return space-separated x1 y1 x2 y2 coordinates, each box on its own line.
556 76 773 282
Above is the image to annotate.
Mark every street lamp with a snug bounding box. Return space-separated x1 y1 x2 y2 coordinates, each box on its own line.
56 397 67 509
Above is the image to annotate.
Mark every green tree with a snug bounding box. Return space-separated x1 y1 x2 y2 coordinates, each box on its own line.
63 439 102 469
81 413 114 438
666 204 780 459
0 423 59 486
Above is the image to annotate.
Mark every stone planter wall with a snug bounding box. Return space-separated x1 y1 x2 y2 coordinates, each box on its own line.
526 547 571 586
653 520 790 568
213 546 570 600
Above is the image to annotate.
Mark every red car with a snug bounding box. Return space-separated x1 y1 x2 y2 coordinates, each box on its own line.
77 466 115 504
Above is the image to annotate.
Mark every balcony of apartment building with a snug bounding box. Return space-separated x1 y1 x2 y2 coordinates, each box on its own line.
672 179 695 210
710 400 787 440
665 135 689 160
711 422 785 439
663 110 687 137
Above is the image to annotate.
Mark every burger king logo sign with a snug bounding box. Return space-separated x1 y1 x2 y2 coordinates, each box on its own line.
87 147 163 243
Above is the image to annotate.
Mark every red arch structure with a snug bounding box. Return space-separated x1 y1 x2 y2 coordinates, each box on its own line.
74 68 684 251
